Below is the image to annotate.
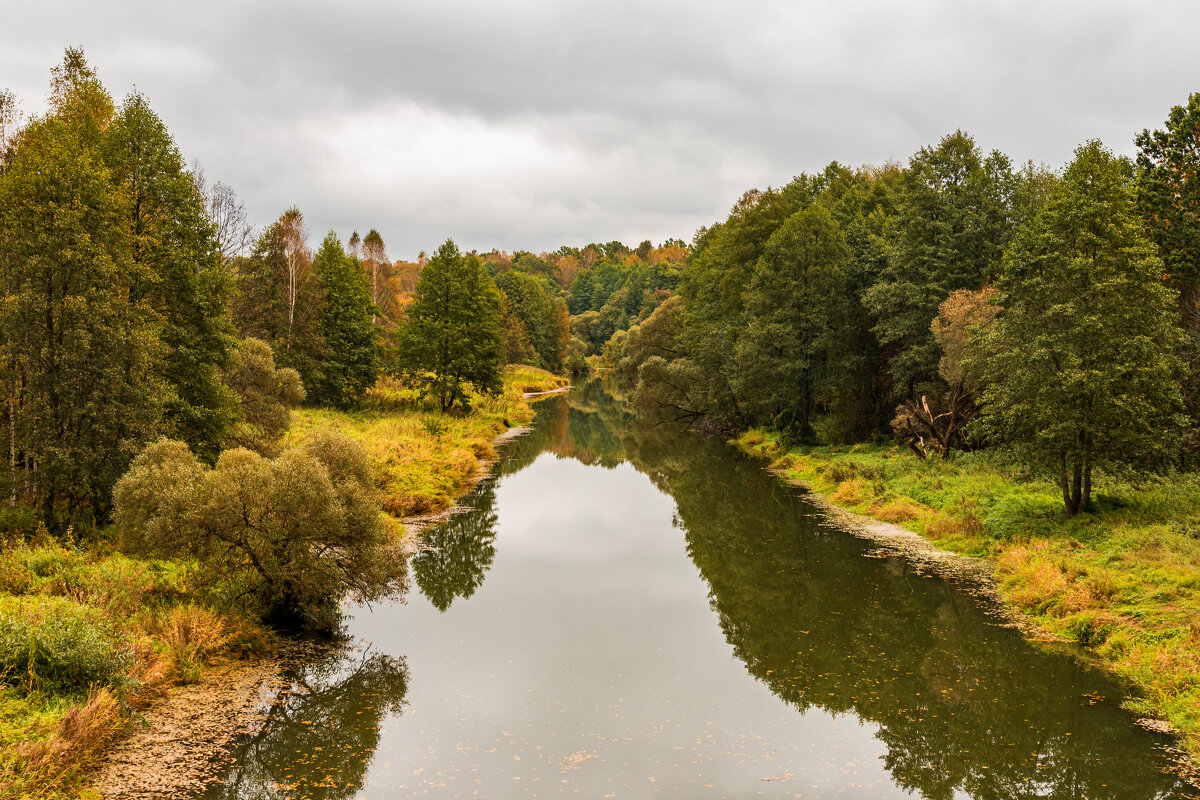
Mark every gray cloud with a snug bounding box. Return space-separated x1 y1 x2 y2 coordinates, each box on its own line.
4 0 1199 257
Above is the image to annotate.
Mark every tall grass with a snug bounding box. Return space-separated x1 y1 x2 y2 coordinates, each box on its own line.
0 540 258 799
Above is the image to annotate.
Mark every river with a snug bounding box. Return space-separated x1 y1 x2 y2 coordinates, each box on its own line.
202 381 1191 799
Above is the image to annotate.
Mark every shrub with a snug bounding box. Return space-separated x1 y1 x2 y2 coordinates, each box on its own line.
0 597 130 693
161 604 228 684
114 433 408 628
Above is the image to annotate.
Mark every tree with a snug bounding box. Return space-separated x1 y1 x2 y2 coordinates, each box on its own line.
312 232 379 408
235 208 325 388
105 91 239 462
499 296 538 366
976 141 1185 516
397 240 503 412
495 270 556 368
193 164 254 268
1136 93 1200 454
864 132 1016 397
0 51 168 528
0 88 20 173
222 338 305 455
114 432 407 627
360 228 394 325
731 205 851 440
893 287 998 459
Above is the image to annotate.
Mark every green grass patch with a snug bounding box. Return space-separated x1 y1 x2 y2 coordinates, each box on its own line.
290 365 567 518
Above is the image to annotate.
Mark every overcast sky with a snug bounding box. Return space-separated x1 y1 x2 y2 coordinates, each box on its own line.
4 1 1198 259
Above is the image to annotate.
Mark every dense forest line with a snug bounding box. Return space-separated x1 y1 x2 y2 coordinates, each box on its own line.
608 113 1200 516
4 46 1199 536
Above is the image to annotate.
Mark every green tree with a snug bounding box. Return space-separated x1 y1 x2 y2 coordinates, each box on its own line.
499 296 538 366
977 141 1185 516
114 432 407 627
222 338 305 455
312 232 379 408
495 270 556 368
864 132 1016 397
397 240 503 412
732 205 851 440
105 91 238 461
234 207 325 389
1135 93 1200 454
0 51 168 527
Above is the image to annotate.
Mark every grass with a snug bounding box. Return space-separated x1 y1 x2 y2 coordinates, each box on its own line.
737 429 1200 756
0 364 567 799
289 365 568 518
0 536 270 800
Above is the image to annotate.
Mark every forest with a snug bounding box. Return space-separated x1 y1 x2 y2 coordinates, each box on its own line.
2 45 1200 798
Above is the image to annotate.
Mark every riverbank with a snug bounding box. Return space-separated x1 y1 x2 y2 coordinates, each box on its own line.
0 365 567 800
736 430 1200 763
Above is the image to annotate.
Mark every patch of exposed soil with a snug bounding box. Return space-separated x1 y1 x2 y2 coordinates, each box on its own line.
93 663 277 798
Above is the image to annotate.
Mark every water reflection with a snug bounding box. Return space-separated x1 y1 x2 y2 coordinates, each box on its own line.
412 489 499 612
201 380 1192 799
617 388 1189 798
203 649 409 800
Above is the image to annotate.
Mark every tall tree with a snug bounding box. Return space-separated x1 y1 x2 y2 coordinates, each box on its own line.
0 50 168 527
361 228 393 325
105 92 238 461
397 240 502 412
864 131 1015 397
193 163 254 268
495 270 556 369
732 205 851 441
312 232 379 408
235 207 325 388
1135 93 1200 455
977 141 1185 516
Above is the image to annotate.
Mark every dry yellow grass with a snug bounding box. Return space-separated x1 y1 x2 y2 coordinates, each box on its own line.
290 365 566 519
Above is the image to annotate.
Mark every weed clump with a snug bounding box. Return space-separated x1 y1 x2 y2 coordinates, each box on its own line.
0 596 131 694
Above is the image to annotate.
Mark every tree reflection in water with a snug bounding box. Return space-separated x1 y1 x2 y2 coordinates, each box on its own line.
620 388 1189 800
206 382 1191 799
203 648 409 800
412 485 499 612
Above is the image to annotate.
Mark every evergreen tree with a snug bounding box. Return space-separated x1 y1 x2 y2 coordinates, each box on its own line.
312 232 379 408
1136 93 1200 455
864 132 1015 397
397 240 503 412
977 141 1185 516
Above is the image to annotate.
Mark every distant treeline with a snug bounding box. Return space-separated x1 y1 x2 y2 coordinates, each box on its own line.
610 113 1200 516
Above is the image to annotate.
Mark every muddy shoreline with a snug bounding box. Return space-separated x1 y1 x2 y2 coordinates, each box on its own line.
91 643 309 800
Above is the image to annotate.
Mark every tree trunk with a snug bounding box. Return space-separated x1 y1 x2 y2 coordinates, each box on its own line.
1082 456 1093 512
8 398 15 507
1060 451 1080 517
40 479 55 531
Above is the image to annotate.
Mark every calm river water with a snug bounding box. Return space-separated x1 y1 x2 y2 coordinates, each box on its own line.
203 382 1192 799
